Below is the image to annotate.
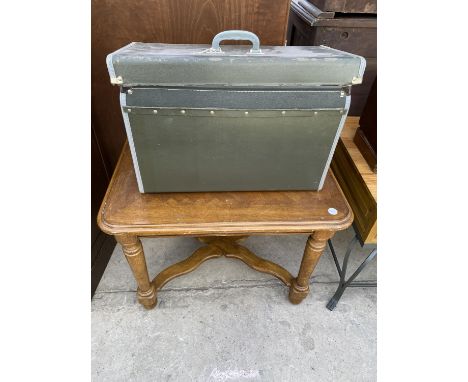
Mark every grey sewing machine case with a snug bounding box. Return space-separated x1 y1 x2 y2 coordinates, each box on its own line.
106 30 365 193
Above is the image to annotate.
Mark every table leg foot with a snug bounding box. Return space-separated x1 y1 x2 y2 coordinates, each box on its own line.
138 284 157 309
288 279 309 304
289 230 334 305
116 234 157 310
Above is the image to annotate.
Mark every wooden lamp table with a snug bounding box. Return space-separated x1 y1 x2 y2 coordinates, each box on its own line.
97 144 353 309
326 116 378 310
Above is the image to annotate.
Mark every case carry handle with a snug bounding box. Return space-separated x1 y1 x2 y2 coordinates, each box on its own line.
210 30 262 54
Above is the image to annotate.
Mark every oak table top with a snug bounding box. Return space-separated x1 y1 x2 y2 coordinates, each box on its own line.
98 143 353 237
97 143 353 309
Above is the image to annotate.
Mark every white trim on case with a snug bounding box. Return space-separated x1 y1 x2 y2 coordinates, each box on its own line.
120 92 145 193
320 45 366 83
317 95 351 190
358 55 367 79
106 42 137 83
319 44 357 57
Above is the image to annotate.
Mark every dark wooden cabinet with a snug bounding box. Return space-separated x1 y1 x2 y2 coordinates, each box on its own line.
311 0 377 13
287 0 377 116
91 0 291 294
354 78 377 171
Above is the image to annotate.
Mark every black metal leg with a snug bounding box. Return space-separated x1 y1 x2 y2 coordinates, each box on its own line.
328 238 343 278
345 248 377 286
326 234 377 311
326 284 347 311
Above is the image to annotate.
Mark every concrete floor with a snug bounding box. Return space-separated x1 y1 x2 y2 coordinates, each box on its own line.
92 227 377 382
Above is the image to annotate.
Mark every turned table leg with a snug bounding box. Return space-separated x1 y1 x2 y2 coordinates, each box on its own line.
289 230 335 304
115 234 157 309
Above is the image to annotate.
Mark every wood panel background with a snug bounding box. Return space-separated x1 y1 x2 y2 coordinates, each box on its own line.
91 0 291 294
92 0 290 172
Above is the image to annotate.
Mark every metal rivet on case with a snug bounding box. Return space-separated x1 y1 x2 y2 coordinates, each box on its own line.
340 109 344 114
153 110 158 114
281 111 286 115
244 111 249 115
181 110 186 114
314 111 318 116
328 208 338 215
340 90 345 97
210 110 215 115
127 109 132 113
127 89 133 95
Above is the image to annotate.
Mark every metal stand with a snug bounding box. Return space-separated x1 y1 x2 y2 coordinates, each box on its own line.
326 233 377 311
